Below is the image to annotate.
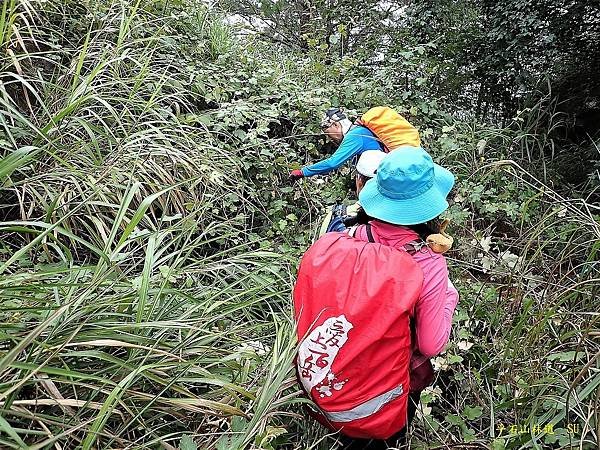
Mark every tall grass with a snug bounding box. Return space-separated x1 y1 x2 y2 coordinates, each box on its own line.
0 244 299 448
0 1 302 448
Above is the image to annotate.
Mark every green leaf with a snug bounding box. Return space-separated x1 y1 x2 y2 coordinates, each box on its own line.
0 415 27 447
254 426 286 449
491 438 506 450
463 405 483 420
447 354 463 364
196 114 213 125
0 146 40 184
547 351 584 363
215 435 234 450
180 435 198 450
445 413 464 426
234 129 247 140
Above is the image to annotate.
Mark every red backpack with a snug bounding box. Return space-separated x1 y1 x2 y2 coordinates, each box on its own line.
293 230 424 439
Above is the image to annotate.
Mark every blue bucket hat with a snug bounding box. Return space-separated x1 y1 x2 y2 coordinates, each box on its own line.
358 147 455 225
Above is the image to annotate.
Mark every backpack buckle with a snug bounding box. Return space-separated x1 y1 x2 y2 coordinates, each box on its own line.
404 240 426 255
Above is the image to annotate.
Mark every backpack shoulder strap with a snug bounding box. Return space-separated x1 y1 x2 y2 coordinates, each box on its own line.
353 224 424 252
348 223 375 242
365 223 375 243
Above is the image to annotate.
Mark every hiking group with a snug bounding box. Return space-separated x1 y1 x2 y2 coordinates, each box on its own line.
291 107 459 449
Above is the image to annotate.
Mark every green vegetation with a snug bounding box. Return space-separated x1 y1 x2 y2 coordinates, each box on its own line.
0 0 598 448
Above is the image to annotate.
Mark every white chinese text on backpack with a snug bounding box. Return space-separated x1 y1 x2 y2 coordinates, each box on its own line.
297 315 353 398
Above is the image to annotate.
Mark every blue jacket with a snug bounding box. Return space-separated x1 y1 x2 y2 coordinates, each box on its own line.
301 126 383 177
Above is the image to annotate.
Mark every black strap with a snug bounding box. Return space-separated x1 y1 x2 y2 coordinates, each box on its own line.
366 223 375 243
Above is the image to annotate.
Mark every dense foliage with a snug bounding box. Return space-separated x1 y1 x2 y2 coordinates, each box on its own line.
0 0 598 449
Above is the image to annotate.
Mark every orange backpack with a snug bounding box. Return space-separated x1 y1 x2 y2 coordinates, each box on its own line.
357 106 421 151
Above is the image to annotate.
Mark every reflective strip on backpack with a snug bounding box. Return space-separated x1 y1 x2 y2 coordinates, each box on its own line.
322 383 404 423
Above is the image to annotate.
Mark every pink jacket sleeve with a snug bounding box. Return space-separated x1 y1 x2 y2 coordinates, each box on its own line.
413 256 459 358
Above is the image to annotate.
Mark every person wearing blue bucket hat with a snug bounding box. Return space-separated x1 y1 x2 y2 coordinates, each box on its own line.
340 147 460 449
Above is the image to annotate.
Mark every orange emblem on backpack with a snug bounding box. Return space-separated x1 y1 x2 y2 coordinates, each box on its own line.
358 106 421 151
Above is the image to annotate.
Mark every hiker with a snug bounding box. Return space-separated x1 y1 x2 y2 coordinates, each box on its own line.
293 147 458 449
318 150 385 235
288 108 384 181
341 148 459 449
289 106 421 182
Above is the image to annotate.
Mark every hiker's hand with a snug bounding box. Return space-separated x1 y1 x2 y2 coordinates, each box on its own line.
289 169 304 182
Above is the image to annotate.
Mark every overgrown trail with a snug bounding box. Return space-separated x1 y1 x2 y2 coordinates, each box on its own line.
0 0 598 449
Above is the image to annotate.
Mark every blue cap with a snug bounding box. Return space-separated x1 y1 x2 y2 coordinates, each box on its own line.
358 147 455 225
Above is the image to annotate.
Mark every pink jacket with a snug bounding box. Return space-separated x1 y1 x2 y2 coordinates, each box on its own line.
351 221 459 370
